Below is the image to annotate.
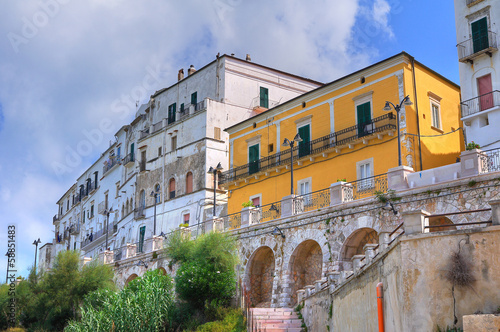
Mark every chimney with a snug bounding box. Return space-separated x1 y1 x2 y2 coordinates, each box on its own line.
246 54 251 61
188 65 196 76
178 69 184 81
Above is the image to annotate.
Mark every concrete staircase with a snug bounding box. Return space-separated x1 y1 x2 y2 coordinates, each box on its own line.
250 307 304 332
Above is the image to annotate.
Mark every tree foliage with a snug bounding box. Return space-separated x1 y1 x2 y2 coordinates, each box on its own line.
0 250 114 331
65 270 174 332
165 231 238 310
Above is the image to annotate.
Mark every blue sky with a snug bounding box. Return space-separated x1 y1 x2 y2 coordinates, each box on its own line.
0 0 459 280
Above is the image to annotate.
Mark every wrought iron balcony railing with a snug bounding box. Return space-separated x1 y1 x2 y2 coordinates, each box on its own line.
461 90 500 118
103 156 120 174
81 222 116 248
122 153 135 166
480 147 500 174
457 31 498 63
220 113 396 184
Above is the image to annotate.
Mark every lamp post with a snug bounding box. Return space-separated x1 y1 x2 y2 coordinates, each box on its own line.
150 188 160 236
5 252 10 284
383 95 413 166
207 162 223 218
282 134 303 195
103 207 115 250
32 238 41 275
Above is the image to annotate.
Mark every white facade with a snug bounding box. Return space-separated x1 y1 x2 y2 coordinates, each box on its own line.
454 0 500 149
46 55 321 270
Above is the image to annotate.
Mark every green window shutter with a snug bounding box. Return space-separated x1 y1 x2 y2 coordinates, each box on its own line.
248 144 260 174
260 87 269 108
168 103 177 124
191 92 197 105
472 17 488 53
180 103 184 113
357 102 371 137
298 124 311 157
130 143 135 160
138 226 145 253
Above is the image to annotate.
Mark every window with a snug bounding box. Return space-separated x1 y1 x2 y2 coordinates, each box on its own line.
357 158 374 190
138 226 146 253
268 144 274 153
82 211 85 224
431 103 441 129
140 150 147 172
298 178 312 205
169 178 176 199
180 103 184 114
478 74 493 111
168 103 176 124
67 199 69 211
154 184 161 203
171 136 177 151
140 190 146 209
90 204 94 218
251 196 261 207
186 172 193 194
260 87 269 108
248 144 260 174
471 17 489 54
183 213 190 225
117 146 121 158
353 91 374 138
191 92 197 106
115 182 120 198
130 143 135 160
158 147 162 157
298 124 311 158
214 127 221 140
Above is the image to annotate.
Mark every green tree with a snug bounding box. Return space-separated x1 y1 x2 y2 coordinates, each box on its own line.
166 232 238 310
65 270 174 332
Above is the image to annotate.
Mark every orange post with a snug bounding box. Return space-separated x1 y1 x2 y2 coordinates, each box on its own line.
377 282 385 332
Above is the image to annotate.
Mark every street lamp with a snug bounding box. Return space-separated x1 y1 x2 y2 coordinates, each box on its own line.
383 95 413 166
103 207 115 250
5 252 10 284
150 187 160 236
32 238 41 275
207 162 223 218
282 134 303 195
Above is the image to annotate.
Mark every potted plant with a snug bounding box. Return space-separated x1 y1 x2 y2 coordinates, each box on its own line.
241 201 255 208
466 141 480 151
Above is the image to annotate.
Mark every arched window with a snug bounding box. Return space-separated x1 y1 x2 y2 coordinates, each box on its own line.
126 200 129 214
121 204 124 218
140 190 146 208
154 184 161 203
186 172 193 194
169 178 176 199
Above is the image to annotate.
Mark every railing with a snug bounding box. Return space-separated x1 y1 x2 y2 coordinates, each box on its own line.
135 206 145 219
457 30 498 62
152 120 163 133
251 97 281 109
480 147 500 174
122 153 135 166
343 173 388 201
293 188 331 214
103 156 120 174
139 128 149 139
139 159 147 172
81 223 116 248
461 90 500 118
98 201 107 214
220 113 396 184
69 223 80 235
194 100 205 112
466 0 481 5
53 214 60 223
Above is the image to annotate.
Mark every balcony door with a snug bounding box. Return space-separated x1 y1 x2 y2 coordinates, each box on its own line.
357 102 371 137
298 125 311 158
472 17 488 54
138 226 145 253
249 144 260 174
478 74 493 111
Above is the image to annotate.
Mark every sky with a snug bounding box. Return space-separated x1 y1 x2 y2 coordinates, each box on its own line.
0 0 459 280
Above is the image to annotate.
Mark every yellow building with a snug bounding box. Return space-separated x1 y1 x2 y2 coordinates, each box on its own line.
221 52 464 218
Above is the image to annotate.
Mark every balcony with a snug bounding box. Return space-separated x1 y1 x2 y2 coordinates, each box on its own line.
81 222 116 249
103 156 120 175
461 91 500 118
98 201 108 215
220 113 396 185
53 214 60 224
69 223 80 235
134 206 145 219
457 31 498 63
139 128 150 139
122 153 135 166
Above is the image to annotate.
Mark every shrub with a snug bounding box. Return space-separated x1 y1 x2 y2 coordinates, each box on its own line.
241 201 255 208
195 308 246 332
466 141 480 151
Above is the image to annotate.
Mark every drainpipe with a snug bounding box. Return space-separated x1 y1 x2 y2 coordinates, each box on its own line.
411 57 423 171
377 282 385 332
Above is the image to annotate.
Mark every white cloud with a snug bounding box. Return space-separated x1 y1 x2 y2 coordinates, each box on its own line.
372 0 394 38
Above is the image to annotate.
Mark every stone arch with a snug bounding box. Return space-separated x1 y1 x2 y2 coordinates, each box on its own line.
125 273 138 286
246 246 275 307
428 216 455 232
288 240 323 306
339 227 378 271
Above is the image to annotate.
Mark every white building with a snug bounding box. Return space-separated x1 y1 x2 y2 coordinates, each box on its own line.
46 55 322 269
454 0 500 149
